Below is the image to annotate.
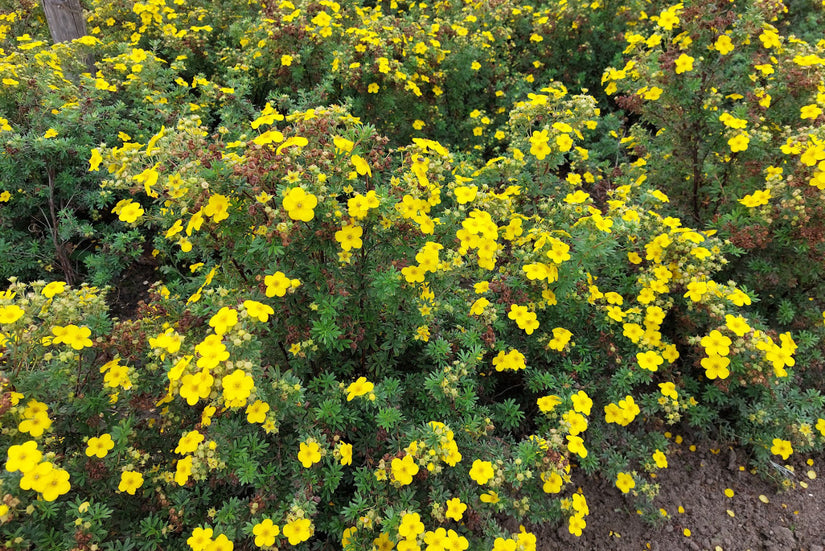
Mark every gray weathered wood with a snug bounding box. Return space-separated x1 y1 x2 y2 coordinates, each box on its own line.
41 0 95 76
41 0 87 43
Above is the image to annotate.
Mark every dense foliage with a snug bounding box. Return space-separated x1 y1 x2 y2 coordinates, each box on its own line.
1 0 824 549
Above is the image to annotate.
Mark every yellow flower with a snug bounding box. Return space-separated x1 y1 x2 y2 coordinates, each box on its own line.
563 410 588 436
264 271 293 297
351 154 372 176
674 53 694 74
701 330 731 356
728 133 750 152
659 382 678 399
568 514 586 536
656 8 679 30
445 498 466 521
653 449 668 468
541 238 567 263
298 441 322 468
208 534 233 551
250 103 284 129
530 130 551 160
335 223 363 251
800 104 823 120
469 459 494 484
118 470 144 495
187 527 214 551
738 189 771 207
770 438 793 460
492 349 527 371
701 354 730 379
252 130 285 147
243 300 274 322
38 467 71 501
567 435 587 458
134 166 160 198
759 29 780 49
643 86 663 100
714 35 734 55
0 304 25 325
209 307 238 335
453 185 478 204
541 471 563 493
282 187 317 222
221 369 254 406
683 280 708 302
167 358 192 381
174 456 194 486
179 370 214 405
20 461 53 491
276 136 309 155
85 434 115 458
398 513 425 539
548 327 573 351
203 194 230 223
604 396 640 426
345 377 374 401
311 10 331 26
88 148 103 171
537 395 562 413
51 324 93 350
339 442 353 466
556 134 573 152
115 200 145 223
564 190 590 204
281 54 293 66
253 519 280 547
195 334 229 369
508 304 539 334
469 297 489 316
571 390 593 415
523 262 558 282
5 441 42 473
246 400 270 424
391 454 419 485
616 472 635 493
175 430 204 454
726 288 752 306
623 323 644 343
347 190 379 218
42 281 66 298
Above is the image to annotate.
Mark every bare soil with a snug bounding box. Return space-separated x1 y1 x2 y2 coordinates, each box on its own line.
535 440 825 551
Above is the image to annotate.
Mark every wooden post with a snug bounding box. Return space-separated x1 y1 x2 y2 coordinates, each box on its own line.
41 0 87 43
41 0 95 75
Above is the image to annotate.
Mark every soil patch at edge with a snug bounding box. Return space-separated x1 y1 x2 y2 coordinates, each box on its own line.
535 440 825 551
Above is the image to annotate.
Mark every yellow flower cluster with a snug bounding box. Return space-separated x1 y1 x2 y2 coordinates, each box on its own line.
5 437 70 502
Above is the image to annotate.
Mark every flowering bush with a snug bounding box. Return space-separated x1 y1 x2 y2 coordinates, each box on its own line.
601 0 825 364
2 0 825 549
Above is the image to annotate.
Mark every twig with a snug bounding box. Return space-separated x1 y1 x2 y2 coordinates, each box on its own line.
47 168 76 285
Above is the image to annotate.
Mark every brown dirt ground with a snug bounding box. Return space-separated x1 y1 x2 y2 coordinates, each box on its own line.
533 439 825 551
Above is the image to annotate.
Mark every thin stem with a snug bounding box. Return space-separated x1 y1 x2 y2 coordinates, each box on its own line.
47 168 76 285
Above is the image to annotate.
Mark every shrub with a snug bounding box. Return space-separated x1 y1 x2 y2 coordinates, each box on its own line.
2 0 825 549
601 0 825 362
